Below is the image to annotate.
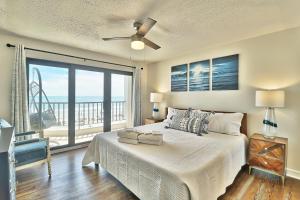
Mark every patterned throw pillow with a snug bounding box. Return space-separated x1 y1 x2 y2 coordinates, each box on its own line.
189 109 212 118
167 107 189 120
164 107 189 124
168 112 211 136
169 115 190 132
188 112 211 136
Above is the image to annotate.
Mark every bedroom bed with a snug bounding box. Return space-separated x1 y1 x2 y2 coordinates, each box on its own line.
82 110 248 200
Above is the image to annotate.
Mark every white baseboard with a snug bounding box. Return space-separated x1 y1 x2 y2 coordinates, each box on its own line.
287 168 300 180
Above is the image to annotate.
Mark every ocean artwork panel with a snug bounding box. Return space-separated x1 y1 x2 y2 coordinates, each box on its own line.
189 60 210 91
212 54 239 90
171 64 188 92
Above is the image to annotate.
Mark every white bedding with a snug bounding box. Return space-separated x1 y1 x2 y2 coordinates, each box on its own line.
82 123 248 200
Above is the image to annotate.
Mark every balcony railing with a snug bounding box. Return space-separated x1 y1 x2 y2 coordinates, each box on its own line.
40 101 126 129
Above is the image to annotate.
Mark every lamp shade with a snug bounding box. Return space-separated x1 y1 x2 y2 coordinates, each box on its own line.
150 93 163 103
256 90 285 108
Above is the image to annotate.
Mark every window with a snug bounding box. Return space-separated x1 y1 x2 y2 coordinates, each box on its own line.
27 58 133 149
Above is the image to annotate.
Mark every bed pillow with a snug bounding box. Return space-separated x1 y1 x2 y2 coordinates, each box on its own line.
189 109 211 118
208 112 243 136
188 112 211 136
164 107 189 124
168 112 211 136
168 115 190 132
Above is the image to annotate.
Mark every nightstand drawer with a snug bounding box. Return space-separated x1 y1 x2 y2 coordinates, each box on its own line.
249 133 288 184
249 139 285 160
249 153 284 174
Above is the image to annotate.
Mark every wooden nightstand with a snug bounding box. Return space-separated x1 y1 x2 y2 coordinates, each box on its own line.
144 118 164 125
248 133 288 184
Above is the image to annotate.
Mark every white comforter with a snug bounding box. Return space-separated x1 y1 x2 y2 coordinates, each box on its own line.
82 123 248 200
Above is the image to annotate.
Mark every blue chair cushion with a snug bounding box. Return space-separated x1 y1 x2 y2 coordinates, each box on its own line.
15 140 48 167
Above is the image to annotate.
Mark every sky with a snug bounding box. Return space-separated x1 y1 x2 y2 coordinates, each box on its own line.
29 64 128 98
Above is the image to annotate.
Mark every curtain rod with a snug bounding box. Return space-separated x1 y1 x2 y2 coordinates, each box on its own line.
6 43 139 69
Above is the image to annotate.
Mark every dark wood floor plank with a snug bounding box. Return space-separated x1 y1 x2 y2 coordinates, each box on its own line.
16 148 300 200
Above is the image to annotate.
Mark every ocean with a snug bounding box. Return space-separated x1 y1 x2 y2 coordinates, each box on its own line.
29 96 127 124
41 96 125 102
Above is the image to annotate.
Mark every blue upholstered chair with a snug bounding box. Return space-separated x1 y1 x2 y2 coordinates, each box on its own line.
14 131 52 176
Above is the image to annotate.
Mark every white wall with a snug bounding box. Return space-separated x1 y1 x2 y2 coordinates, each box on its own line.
0 30 148 123
146 27 300 175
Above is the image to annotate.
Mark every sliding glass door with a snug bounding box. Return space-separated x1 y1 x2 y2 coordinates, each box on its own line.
111 74 132 131
28 62 69 148
27 58 133 149
75 70 104 144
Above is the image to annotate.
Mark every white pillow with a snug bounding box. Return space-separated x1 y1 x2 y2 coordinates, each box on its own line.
164 107 189 124
208 112 243 136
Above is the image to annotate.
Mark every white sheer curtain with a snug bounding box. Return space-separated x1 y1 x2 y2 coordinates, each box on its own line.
11 44 31 134
131 67 142 127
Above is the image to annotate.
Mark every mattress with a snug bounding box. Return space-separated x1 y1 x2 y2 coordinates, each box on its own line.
82 123 248 200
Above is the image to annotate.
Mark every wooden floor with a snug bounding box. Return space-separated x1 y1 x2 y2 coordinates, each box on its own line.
16 148 300 200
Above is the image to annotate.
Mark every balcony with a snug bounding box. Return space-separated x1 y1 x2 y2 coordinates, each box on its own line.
35 101 128 147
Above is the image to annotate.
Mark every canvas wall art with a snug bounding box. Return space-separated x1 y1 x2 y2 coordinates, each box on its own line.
189 60 210 91
171 64 188 92
212 54 239 90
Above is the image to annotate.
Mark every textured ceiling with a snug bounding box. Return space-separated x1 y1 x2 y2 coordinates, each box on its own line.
1 0 300 62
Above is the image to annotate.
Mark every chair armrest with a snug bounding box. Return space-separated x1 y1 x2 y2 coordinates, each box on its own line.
15 138 45 146
15 131 36 137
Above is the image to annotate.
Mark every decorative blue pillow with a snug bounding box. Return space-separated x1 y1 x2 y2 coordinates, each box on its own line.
188 112 211 136
167 112 211 136
164 107 189 124
168 115 190 132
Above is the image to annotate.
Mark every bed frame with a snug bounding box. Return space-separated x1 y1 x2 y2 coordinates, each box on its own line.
165 108 248 136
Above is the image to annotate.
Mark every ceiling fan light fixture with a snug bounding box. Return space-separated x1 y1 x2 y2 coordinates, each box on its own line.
131 39 144 50
103 17 160 50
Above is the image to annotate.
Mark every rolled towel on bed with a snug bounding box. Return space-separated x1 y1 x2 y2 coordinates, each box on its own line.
138 133 163 145
118 137 139 145
117 129 141 140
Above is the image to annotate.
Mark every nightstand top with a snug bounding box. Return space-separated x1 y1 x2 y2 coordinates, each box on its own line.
251 133 288 145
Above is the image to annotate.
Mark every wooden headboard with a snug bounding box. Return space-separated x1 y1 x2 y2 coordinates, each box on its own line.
165 108 248 136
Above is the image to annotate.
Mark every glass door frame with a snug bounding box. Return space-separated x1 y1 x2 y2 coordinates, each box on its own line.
26 58 133 150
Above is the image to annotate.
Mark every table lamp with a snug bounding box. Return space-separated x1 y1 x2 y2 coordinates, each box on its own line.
256 90 285 138
150 93 163 119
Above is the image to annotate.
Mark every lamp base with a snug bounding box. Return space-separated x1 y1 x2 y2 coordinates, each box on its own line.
262 107 277 139
152 103 160 119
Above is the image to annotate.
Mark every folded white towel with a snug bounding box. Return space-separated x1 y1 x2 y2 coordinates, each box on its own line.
139 139 163 146
118 137 139 145
138 133 163 142
151 130 162 135
133 129 152 135
117 130 141 140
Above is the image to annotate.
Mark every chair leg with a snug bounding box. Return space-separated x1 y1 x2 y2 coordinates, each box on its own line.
47 159 52 177
46 137 52 177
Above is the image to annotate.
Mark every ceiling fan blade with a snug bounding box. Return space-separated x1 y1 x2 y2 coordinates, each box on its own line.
102 37 130 41
137 18 157 36
142 38 161 50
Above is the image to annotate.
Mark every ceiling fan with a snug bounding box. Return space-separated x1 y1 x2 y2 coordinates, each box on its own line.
102 17 161 50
